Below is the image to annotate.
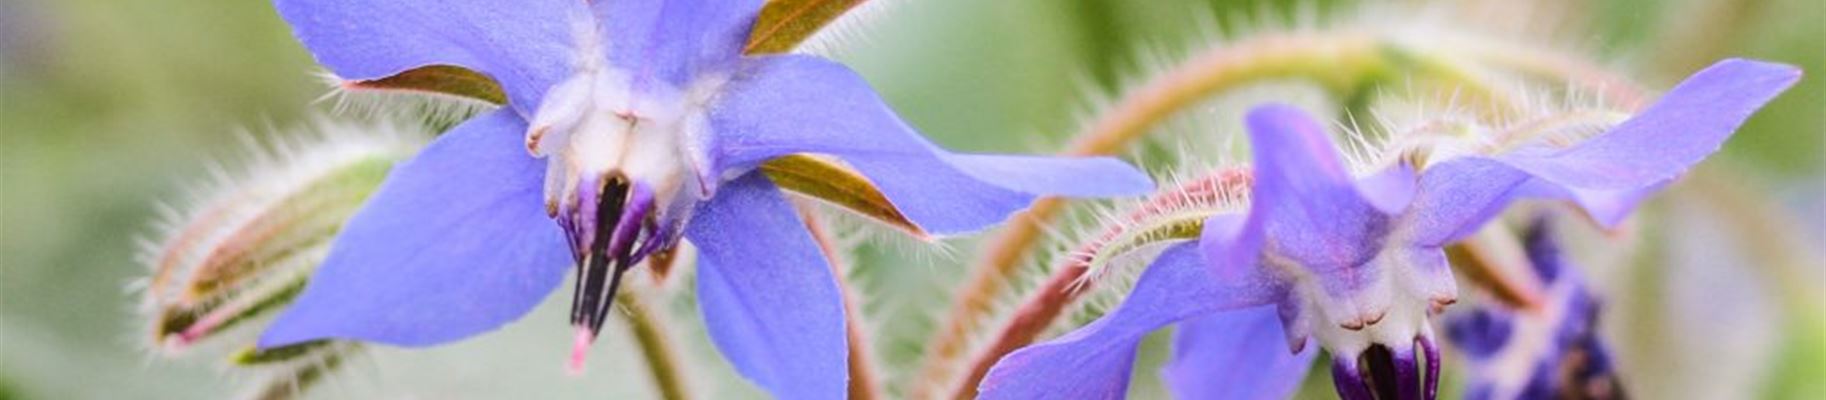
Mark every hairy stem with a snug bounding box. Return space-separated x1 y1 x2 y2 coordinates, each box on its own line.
944 170 1251 399
1445 36 1647 110
619 290 692 400
794 200 885 400
915 27 1647 395
913 32 1400 396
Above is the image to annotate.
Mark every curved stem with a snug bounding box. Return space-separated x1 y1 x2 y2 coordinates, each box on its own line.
943 170 1250 399
793 200 884 400
949 257 1091 399
912 32 1399 397
619 290 692 400
915 28 1652 396
1445 37 1648 110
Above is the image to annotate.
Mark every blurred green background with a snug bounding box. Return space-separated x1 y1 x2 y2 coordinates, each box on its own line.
1 0 1820 398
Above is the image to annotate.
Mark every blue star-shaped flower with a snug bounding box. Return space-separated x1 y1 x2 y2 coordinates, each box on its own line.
978 59 1796 400
1445 217 1626 400
255 1 1152 397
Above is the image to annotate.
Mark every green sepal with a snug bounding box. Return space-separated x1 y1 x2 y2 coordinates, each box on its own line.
178 155 394 303
1085 212 1209 278
743 0 868 55
342 65 508 105
760 154 930 239
230 340 337 365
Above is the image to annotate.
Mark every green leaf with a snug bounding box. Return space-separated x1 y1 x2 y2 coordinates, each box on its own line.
743 0 869 55
760 154 930 239
341 65 508 105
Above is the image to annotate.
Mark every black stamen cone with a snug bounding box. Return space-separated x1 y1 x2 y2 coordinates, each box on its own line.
1361 345 1402 400
571 176 634 339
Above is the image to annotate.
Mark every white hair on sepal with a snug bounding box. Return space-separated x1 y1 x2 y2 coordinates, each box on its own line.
132 116 427 392
793 0 906 59
312 69 499 129
1088 0 1615 122
137 116 425 301
1357 76 1635 172
1032 164 1251 335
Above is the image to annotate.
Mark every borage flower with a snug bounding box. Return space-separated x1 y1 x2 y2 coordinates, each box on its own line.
1446 217 1624 400
256 1 1152 397
980 59 1797 400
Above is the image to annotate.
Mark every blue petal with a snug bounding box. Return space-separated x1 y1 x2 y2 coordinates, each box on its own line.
1407 59 1799 245
1443 307 1516 361
1405 157 1533 246
275 0 584 114
591 0 763 89
260 110 569 348
1162 307 1317 400
978 243 1279 399
686 173 846 399
1515 179 1668 228
1239 105 1399 291
1498 59 1800 190
1447 217 1625 397
706 55 1153 235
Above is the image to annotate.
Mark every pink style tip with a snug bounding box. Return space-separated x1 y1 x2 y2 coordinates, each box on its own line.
567 327 594 376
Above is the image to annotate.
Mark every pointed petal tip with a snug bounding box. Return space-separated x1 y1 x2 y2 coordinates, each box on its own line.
1712 58 1803 82
1244 104 1324 156
1239 102 1359 190
1083 157 1159 196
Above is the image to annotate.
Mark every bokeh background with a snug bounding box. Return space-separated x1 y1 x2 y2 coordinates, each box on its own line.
2 0 1820 398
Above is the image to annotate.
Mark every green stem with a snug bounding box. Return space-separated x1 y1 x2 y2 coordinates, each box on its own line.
619 291 692 400
915 28 1647 397
794 200 885 400
915 31 1405 397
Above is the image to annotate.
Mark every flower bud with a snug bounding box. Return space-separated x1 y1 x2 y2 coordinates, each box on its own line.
137 117 422 396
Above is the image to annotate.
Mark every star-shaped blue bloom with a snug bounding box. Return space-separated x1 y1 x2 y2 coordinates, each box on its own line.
979 59 1797 400
1445 217 1625 400
254 1 1152 398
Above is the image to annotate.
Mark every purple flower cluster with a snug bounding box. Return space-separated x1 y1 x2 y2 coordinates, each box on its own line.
256 1 1150 398
1445 217 1625 400
978 59 1798 400
245 0 1804 398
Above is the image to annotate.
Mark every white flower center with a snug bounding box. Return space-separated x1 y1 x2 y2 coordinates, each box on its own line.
1272 235 1457 358
522 29 728 216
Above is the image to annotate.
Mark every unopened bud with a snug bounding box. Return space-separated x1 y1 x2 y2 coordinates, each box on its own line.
136 117 422 396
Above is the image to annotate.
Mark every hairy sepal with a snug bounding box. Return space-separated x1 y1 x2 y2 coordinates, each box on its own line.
339 65 509 105
761 153 930 239
743 0 869 55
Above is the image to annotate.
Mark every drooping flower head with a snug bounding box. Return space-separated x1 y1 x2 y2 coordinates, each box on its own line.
1446 216 1625 400
980 59 1797 399
255 1 1153 397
